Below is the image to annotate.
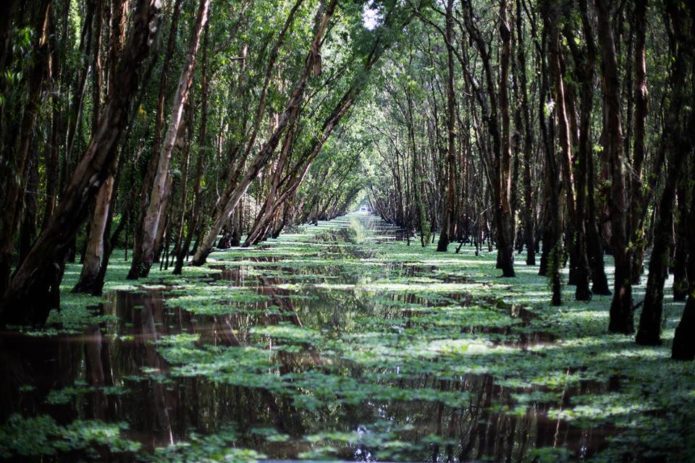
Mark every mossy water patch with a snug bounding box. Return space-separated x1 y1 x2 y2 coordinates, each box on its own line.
2 213 694 462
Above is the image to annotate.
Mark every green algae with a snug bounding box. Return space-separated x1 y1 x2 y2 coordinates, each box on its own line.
0 414 141 458
2 213 695 462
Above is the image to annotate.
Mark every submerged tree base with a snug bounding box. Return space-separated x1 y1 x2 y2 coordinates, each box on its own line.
0 214 692 462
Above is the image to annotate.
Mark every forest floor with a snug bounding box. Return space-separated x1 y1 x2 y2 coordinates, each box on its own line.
1 213 694 462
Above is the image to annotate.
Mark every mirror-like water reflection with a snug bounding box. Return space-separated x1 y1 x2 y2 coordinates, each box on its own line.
0 214 617 462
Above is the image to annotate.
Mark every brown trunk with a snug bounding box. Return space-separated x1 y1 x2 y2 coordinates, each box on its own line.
635 153 685 345
130 0 210 278
91 0 104 133
559 16 592 301
596 0 634 334
73 0 131 295
0 0 162 326
672 183 689 301
73 175 115 293
539 16 562 303
497 0 515 277
436 0 457 253
576 0 610 296
672 111 695 361
516 0 535 266
172 106 196 272
548 8 582 301
629 0 649 284
19 150 39 264
637 0 692 345
128 0 184 279
230 205 243 247
0 1 51 295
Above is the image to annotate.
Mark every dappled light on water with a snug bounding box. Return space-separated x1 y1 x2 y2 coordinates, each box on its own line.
0 214 691 462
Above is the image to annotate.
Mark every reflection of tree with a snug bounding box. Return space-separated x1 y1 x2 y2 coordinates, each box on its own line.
140 295 175 446
1 242 610 461
84 324 110 420
0 333 83 422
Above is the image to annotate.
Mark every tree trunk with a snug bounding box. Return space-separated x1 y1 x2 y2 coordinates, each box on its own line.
672 183 689 301
0 1 51 295
548 4 591 301
516 0 535 266
0 0 162 326
595 0 634 334
436 0 457 253
496 0 515 277
18 149 39 265
672 121 695 361
128 0 184 279
628 0 649 285
129 0 210 279
73 175 115 293
638 0 693 346
635 154 685 345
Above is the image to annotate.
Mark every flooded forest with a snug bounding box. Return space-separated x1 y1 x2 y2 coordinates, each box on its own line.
0 0 694 461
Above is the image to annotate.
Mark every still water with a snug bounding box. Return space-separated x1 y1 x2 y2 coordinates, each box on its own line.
0 214 615 462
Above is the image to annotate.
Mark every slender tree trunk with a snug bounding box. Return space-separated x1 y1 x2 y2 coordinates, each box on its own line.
637 0 692 345
18 150 39 264
635 153 685 345
517 0 535 266
496 0 515 277
73 175 115 293
574 0 611 296
0 1 51 295
596 0 634 334
0 0 162 326
130 0 211 279
672 183 689 301
128 0 184 278
581 0 610 296
437 0 457 253
629 0 649 285
548 5 591 301
672 119 695 361
172 106 196 274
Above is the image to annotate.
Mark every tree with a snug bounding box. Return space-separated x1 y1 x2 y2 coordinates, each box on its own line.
0 0 163 325
595 0 634 334
128 0 211 279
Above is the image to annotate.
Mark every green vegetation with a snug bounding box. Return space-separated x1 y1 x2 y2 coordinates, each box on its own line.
1 215 693 461
1 0 694 461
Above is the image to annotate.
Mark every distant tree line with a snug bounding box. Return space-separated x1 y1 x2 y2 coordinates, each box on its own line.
0 0 418 323
365 0 694 358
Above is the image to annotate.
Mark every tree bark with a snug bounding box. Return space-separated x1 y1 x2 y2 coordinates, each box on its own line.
548 3 591 301
496 0 516 277
628 0 649 285
0 1 52 295
129 0 211 279
0 0 162 326
595 0 634 334
637 0 692 345
73 175 115 293
516 0 535 266
128 0 184 278
436 0 457 253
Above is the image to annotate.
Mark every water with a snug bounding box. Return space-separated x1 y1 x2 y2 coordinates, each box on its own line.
0 214 617 462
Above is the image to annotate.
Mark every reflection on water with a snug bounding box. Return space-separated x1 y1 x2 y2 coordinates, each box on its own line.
0 215 615 462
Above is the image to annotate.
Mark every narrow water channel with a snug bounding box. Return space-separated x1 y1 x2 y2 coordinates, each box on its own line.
0 214 616 462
